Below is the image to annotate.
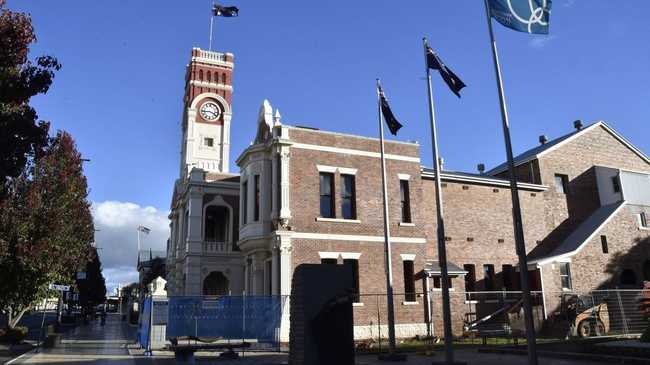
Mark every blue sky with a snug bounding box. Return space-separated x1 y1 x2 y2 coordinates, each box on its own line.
14 1 650 291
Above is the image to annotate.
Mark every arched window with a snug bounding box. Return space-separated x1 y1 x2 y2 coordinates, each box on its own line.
620 269 637 286
214 72 219 83
203 271 229 296
207 71 211 83
222 73 227 84
204 205 229 242
198 69 203 81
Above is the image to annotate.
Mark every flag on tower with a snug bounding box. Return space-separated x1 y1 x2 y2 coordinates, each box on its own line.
212 4 239 17
487 0 551 34
377 85 403 135
426 46 466 98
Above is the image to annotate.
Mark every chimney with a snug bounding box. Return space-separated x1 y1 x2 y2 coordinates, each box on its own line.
477 163 485 174
574 120 583 130
539 135 548 145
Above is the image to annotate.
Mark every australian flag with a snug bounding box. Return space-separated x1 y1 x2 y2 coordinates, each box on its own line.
488 0 551 34
377 85 403 135
426 46 466 98
213 4 239 17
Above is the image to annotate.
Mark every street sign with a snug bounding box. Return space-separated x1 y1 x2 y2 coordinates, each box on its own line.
48 284 70 291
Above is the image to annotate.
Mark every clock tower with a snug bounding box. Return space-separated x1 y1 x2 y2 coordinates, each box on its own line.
180 47 234 176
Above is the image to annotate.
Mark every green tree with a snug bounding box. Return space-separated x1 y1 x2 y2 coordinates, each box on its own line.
76 247 107 310
0 0 60 196
0 131 95 328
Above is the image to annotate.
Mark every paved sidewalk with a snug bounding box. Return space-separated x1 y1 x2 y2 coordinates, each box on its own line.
12 313 146 365
10 314 601 365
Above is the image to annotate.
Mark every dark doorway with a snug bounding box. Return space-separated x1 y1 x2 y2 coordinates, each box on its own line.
203 271 229 295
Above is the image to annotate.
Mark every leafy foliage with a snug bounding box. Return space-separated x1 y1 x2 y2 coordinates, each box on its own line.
0 0 60 196
0 132 95 328
75 248 107 309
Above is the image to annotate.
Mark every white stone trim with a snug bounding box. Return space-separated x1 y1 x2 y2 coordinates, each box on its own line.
399 222 415 227
400 254 416 261
188 80 234 91
397 173 411 181
352 302 364 307
340 252 361 260
318 251 339 260
292 232 426 244
189 92 231 114
353 323 428 340
292 142 420 163
338 167 358 175
316 164 337 173
315 217 361 224
402 301 419 305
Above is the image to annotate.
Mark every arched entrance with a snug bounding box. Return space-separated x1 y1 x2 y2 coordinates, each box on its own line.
203 271 229 296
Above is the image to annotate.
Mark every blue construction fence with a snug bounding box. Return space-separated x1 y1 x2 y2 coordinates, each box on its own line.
130 295 286 350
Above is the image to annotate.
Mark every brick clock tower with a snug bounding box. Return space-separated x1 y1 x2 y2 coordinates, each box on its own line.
180 47 234 176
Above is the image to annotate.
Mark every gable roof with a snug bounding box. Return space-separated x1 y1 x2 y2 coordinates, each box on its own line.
487 121 650 176
529 201 626 265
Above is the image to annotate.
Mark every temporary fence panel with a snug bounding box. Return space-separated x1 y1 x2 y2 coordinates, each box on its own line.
138 297 151 349
166 295 285 349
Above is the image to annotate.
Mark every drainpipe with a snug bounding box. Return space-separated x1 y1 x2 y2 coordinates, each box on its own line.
538 264 548 319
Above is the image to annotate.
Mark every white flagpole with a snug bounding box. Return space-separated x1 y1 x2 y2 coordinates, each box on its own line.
482 1 538 364
208 8 215 51
376 79 398 357
422 38 455 365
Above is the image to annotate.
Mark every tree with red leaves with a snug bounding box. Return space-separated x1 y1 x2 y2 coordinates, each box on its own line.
0 0 60 197
0 131 95 329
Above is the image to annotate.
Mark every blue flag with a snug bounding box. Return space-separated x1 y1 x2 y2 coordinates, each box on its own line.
488 0 551 34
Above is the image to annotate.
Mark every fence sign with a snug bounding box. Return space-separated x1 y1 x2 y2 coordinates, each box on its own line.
48 284 70 291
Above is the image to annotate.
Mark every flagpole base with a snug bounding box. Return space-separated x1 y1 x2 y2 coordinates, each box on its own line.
378 353 408 362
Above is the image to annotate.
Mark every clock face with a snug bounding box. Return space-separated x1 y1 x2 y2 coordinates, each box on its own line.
199 102 221 121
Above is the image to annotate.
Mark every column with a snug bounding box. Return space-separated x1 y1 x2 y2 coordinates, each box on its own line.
187 188 203 254
271 246 280 295
279 149 291 222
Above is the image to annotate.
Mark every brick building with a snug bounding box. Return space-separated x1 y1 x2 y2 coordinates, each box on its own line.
167 48 650 340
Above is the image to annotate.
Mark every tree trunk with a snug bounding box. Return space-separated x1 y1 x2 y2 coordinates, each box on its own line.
8 306 31 328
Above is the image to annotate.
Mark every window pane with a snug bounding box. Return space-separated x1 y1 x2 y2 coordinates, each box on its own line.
403 260 416 302
321 258 337 265
483 264 495 290
554 175 566 194
319 173 334 218
463 264 476 292
242 182 248 224
254 175 260 221
344 259 360 302
400 180 411 223
341 175 356 219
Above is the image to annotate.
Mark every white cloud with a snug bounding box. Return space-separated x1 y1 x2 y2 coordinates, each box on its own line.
529 35 557 49
563 0 576 8
92 201 170 294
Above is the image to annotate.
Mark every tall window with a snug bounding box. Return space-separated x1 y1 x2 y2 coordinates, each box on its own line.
502 264 515 291
554 174 569 194
612 176 621 193
319 172 335 218
483 264 496 291
344 259 360 303
400 180 412 223
639 212 648 228
403 260 416 302
207 71 211 82
242 181 248 225
341 174 356 219
601 235 609 254
321 258 337 265
463 264 476 292
204 206 228 242
559 263 572 290
254 175 260 221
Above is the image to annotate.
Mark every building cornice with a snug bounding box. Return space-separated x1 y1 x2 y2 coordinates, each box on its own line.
421 169 548 192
